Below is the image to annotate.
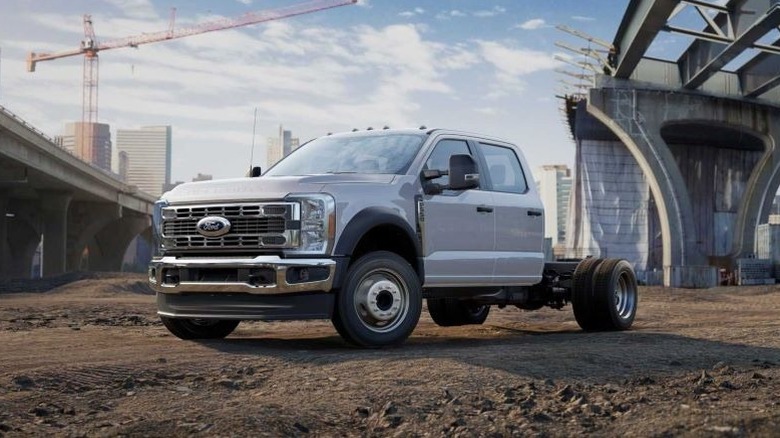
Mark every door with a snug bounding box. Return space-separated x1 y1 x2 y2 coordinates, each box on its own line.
479 142 545 285
420 138 496 286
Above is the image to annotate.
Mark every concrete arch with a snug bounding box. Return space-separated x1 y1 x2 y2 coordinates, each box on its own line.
659 120 768 152
89 215 150 272
586 89 703 285
66 202 122 271
585 80 780 286
658 119 775 261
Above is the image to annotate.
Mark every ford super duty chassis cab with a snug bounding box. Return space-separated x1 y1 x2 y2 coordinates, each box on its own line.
148 128 638 347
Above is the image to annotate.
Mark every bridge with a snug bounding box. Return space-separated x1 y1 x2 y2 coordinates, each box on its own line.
0 105 155 278
565 0 780 287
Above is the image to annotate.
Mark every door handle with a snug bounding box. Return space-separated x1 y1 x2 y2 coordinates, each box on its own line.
527 209 542 217
476 205 494 213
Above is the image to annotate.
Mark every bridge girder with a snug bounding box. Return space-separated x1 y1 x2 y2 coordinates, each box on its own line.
612 0 780 98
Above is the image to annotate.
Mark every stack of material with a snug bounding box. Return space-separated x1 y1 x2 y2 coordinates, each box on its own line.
736 258 774 285
756 224 780 278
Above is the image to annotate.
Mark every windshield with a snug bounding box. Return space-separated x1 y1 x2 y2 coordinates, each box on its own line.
264 133 426 176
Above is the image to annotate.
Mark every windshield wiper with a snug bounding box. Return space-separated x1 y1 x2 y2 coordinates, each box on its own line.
325 171 358 174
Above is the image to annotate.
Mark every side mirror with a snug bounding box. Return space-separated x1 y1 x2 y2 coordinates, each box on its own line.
250 166 262 177
448 154 479 190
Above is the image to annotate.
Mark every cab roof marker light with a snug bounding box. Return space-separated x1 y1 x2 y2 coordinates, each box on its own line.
383 126 390 130
419 125 427 130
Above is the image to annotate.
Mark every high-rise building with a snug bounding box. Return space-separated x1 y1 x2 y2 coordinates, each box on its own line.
266 136 282 168
54 122 112 172
116 126 172 197
536 164 572 247
266 125 300 168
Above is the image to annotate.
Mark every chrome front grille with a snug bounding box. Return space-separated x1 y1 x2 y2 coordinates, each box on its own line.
163 217 286 235
161 202 300 251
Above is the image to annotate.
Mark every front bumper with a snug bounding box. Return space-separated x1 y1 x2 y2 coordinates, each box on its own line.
148 255 336 295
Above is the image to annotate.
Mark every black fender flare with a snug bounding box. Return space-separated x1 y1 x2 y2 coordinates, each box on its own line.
332 207 423 287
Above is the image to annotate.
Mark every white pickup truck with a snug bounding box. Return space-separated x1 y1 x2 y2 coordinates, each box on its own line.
149 128 638 347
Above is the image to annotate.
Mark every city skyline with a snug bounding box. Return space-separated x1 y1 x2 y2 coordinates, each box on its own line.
0 1 641 182
266 124 300 170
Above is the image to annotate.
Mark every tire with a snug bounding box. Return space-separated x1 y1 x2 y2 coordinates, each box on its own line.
592 259 638 330
332 251 422 347
160 316 239 340
571 257 605 331
427 298 490 327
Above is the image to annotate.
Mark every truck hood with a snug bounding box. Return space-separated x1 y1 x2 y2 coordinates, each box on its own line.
163 174 395 204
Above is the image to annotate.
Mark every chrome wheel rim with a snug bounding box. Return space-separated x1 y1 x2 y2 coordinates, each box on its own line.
614 272 637 320
353 268 409 333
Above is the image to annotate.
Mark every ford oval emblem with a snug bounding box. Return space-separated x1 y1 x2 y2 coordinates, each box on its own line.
196 216 231 237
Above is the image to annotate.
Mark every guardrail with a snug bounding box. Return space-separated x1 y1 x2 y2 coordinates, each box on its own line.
0 103 137 186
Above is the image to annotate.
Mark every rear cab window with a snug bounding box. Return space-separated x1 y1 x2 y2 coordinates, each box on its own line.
479 143 529 194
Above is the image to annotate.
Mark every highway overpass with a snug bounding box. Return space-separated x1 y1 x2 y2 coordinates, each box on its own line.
0 104 155 278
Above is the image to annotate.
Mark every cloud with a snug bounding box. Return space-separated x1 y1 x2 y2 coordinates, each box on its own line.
475 107 499 116
355 0 371 7
437 6 507 20
477 41 561 97
436 9 467 19
399 7 425 17
571 15 596 21
103 0 158 20
473 6 506 18
236 0 252 4
517 19 547 30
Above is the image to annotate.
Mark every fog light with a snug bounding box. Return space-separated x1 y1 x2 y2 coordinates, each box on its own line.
286 267 329 284
148 267 157 284
163 268 180 285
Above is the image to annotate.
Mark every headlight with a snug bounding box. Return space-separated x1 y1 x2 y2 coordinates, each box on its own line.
285 194 335 254
152 199 169 256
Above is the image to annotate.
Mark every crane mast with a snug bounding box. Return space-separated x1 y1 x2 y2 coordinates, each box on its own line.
27 0 356 153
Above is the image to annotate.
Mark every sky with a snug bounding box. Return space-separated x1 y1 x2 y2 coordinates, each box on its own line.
0 0 635 183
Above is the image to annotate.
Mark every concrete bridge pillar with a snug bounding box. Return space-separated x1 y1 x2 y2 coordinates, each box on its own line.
0 195 8 277
5 200 42 278
66 202 122 271
585 77 780 287
6 219 41 278
89 214 150 271
39 191 72 276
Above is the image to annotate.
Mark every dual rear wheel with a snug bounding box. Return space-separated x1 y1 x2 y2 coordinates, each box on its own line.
571 258 638 331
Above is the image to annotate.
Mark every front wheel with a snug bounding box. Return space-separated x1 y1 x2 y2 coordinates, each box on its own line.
160 316 239 340
332 251 422 347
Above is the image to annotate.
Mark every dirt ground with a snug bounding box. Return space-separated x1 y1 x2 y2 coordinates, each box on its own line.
0 274 779 437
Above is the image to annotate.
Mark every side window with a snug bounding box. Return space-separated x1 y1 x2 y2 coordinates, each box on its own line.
480 143 529 194
424 139 471 187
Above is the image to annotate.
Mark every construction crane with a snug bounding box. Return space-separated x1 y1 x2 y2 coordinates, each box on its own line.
27 0 356 151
